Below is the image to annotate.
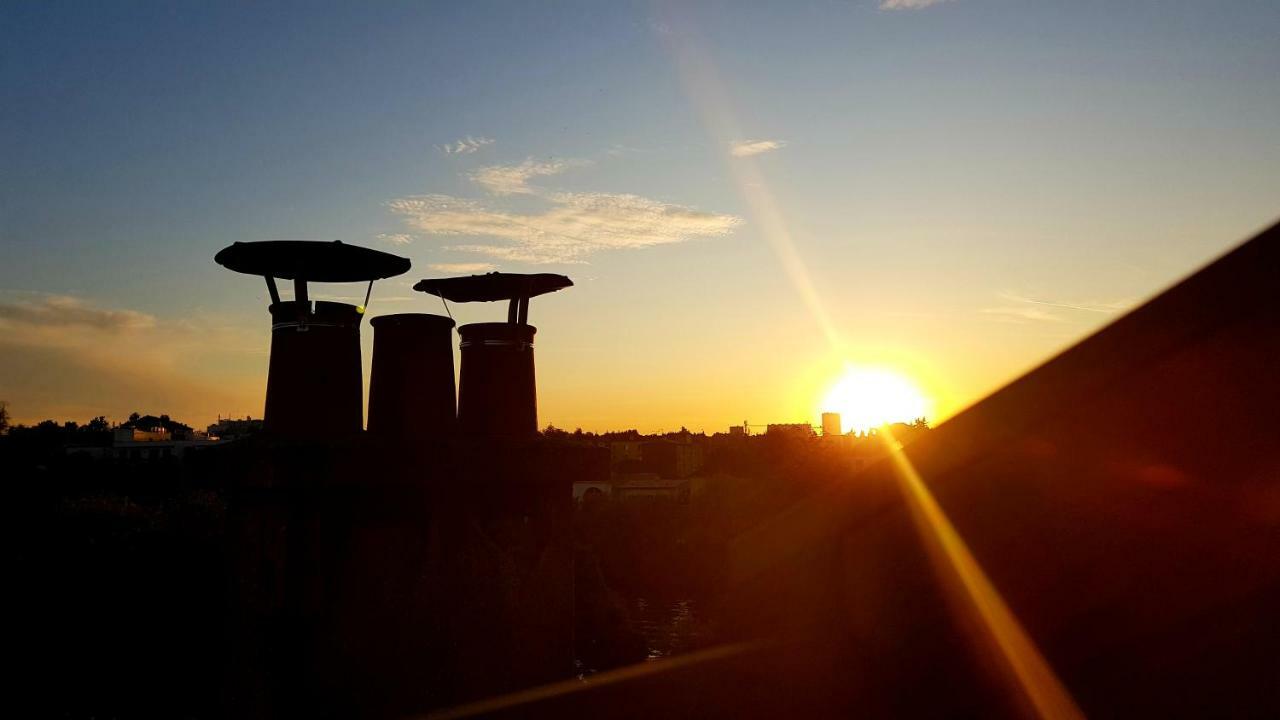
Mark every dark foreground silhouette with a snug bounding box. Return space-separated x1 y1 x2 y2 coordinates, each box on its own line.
7 219 1280 718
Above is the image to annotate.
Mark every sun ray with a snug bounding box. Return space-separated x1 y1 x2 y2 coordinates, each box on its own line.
880 427 1085 719
657 8 1082 714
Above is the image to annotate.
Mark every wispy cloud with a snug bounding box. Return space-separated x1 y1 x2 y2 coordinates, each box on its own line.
427 262 496 274
879 0 952 10
0 293 264 425
981 305 1063 324
1000 293 1136 314
389 191 741 264
469 157 583 195
436 135 495 155
377 232 413 246
387 154 742 264
0 294 156 331
982 292 1136 324
730 139 787 157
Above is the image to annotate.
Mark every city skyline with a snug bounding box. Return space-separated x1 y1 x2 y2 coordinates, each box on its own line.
4 1 1280 430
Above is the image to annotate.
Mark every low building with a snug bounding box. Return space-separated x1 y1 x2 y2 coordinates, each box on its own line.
608 440 643 466
207 416 264 441
68 427 220 461
766 423 816 439
611 473 691 503
572 480 613 505
641 439 704 478
115 427 169 443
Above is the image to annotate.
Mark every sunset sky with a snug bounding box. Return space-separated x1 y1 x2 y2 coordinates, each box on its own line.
3 0 1279 431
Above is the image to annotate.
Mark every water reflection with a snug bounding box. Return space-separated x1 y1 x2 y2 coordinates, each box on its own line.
633 598 701 661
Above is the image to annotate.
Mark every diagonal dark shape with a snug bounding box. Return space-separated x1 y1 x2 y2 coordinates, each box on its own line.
432 217 1280 718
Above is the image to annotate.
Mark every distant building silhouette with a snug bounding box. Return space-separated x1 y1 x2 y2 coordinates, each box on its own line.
640 438 704 478
766 422 816 439
205 416 263 441
821 412 842 436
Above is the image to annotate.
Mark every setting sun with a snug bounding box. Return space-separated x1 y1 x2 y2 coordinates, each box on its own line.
820 367 931 434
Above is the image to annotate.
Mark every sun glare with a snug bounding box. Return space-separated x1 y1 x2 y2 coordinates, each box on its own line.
821 367 930 433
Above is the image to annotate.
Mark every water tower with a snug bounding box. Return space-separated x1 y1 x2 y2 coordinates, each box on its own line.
414 272 572 437
214 240 410 436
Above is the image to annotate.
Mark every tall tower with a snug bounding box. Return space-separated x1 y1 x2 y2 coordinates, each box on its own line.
214 240 410 436
822 412 843 437
414 272 572 438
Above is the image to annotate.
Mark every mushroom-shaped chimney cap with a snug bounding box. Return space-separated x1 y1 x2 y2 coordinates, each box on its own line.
413 272 573 302
215 240 411 282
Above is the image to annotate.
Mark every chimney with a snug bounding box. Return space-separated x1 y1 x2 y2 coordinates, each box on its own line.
413 272 572 439
457 322 537 436
368 313 457 439
214 240 410 437
265 300 364 435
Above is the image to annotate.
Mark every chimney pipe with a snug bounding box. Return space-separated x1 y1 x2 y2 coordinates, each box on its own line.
412 273 571 440
368 313 457 439
264 300 365 436
457 322 538 437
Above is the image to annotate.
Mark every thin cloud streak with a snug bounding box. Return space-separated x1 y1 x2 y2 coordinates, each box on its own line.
390 192 741 264
983 293 1137 324
436 135 494 155
730 139 786 157
427 262 497 274
0 293 265 425
879 0 952 10
999 293 1136 315
387 154 742 264
981 306 1063 324
0 294 156 331
469 158 583 195
377 233 414 246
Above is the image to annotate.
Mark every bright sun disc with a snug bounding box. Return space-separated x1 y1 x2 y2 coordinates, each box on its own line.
821 367 930 433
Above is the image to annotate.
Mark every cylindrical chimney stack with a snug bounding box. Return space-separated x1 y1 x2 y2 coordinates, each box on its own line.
264 300 365 436
413 272 570 440
368 313 457 439
457 322 538 437
215 240 410 439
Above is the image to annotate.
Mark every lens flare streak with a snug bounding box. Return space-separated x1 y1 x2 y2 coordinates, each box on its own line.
656 5 845 353
881 430 1085 720
659 13 1078 715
